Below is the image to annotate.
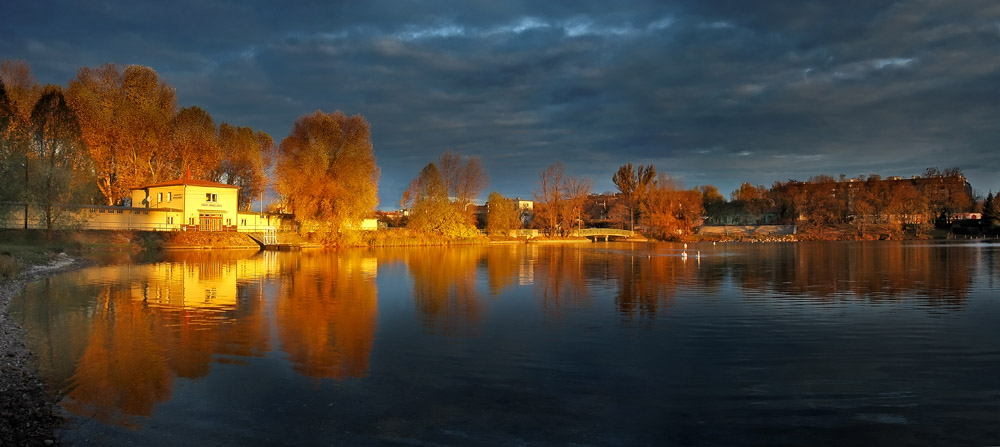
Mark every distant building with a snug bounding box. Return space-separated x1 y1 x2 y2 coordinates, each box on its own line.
514 198 533 211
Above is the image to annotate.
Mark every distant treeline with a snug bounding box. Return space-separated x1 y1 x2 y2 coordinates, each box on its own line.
467 165 978 241
1 60 984 242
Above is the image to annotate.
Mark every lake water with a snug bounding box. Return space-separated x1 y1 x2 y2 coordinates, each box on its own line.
10 241 1000 446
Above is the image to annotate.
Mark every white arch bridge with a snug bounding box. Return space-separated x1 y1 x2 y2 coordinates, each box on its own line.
570 228 637 241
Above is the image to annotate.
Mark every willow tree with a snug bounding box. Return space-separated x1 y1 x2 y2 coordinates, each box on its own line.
214 123 272 211
29 87 92 237
67 64 177 204
275 111 379 233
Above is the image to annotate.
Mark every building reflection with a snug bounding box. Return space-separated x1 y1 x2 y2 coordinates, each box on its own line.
19 252 378 426
12 242 979 427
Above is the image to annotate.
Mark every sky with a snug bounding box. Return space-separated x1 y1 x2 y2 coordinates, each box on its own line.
4 0 1000 208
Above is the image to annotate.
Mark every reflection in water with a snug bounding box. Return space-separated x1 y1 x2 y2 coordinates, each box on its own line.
8 241 990 438
403 246 485 336
533 246 591 316
64 286 171 427
276 250 378 380
725 243 973 307
14 251 288 424
613 251 687 320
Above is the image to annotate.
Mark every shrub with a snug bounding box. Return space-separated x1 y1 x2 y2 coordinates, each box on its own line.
0 255 20 280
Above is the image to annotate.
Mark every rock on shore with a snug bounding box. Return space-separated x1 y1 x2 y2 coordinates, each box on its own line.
1 254 92 447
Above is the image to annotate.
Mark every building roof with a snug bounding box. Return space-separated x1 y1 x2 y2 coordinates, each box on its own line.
131 178 240 190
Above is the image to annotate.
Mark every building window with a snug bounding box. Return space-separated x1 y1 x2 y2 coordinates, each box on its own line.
116 209 123 214
205 193 218 202
166 216 174 225
189 217 195 225
167 192 172 202
226 219 231 226
158 192 163 202
241 219 246 226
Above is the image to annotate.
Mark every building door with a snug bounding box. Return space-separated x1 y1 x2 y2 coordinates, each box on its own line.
199 214 223 231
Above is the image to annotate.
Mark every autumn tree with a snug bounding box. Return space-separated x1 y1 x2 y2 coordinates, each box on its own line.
438 151 488 205
214 123 272 211
0 62 40 227
612 163 656 231
169 106 219 180
404 163 476 237
484 191 521 236
67 64 177 204
274 111 379 234
0 81 25 223
534 163 592 236
643 175 703 239
29 87 92 237
0 60 41 124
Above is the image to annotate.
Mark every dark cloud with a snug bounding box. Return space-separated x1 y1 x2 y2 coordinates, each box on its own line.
4 0 999 205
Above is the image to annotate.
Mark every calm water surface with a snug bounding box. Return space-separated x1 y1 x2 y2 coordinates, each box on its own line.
10 241 1000 446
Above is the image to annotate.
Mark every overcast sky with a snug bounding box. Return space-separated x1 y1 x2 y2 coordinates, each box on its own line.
4 0 999 208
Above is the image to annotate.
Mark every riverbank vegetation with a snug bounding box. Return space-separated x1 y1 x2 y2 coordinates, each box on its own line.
2 58 986 244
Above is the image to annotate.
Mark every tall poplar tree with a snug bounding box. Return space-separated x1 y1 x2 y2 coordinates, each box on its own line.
29 87 91 236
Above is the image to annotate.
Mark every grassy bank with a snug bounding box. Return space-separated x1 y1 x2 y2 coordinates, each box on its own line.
0 230 87 279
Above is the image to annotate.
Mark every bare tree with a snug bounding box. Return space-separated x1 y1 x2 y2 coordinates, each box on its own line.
534 163 592 236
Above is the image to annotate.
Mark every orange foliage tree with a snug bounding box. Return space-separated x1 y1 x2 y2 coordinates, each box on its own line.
169 106 219 180
214 123 273 211
642 174 703 239
533 163 592 236
67 64 177 205
274 111 379 234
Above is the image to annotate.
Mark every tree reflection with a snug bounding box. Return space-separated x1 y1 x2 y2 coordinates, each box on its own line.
614 253 684 320
533 246 592 316
730 243 973 307
405 246 484 336
484 245 522 295
19 251 275 425
275 250 378 380
63 286 172 427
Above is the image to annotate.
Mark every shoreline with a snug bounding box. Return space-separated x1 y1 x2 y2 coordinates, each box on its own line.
0 253 94 447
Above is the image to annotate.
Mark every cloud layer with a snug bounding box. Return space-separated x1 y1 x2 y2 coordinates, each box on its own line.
5 0 1000 205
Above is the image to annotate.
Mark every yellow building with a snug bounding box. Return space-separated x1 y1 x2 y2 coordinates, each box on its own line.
131 177 240 231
